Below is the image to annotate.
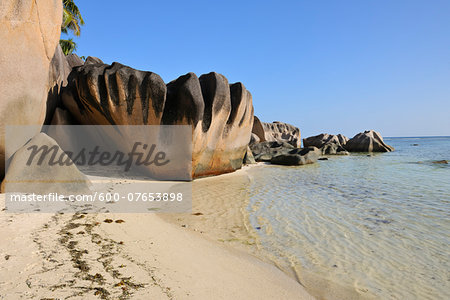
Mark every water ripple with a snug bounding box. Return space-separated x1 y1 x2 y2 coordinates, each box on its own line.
247 137 450 300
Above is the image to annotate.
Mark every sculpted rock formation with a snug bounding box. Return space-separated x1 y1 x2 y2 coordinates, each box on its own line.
61 62 254 178
303 133 349 155
251 117 301 147
345 130 394 152
0 0 62 178
251 116 266 142
62 62 167 125
1 133 91 195
46 45 72 124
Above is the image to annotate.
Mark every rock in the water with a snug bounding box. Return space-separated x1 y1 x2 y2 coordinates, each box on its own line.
250 141 295 162
432 160 448 164
345 130 394 152
322 144 348 155
270 147 320 166
303 133 349 155
250 141 321 165
61 63 254 178
1 133 91 194
252 118 301 147
287 146 321 161
0 0 63 178
270 154 305 166
243 147 256 164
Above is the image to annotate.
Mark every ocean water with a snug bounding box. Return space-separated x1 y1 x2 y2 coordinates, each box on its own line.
246 137 450 300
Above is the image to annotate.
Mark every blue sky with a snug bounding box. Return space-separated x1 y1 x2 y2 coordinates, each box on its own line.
69 0 450 138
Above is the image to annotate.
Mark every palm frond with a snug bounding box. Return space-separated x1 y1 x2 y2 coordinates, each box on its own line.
63 0 84 24
59 38 77 55
61 0 84 36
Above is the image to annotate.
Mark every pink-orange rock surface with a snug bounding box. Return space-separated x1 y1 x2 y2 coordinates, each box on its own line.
61 62 254 178
0 0 62 178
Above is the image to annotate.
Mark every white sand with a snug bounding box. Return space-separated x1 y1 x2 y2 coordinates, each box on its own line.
0 168 314 299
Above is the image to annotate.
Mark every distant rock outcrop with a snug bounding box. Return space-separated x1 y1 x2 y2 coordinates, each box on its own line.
66 53 84 68
61 62 254 178
432 160 448 164
84 56 104 65
303 133 349 155
345 130 394 152
251 117 301 147
0 0 62 178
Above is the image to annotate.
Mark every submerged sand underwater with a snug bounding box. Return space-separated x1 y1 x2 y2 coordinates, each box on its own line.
166 137 450 300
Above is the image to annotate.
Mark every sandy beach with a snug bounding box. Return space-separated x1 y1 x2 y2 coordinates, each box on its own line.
0 168 314 299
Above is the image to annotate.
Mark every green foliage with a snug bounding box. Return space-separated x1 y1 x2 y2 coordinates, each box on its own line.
59 38 77 55
60 0 84 55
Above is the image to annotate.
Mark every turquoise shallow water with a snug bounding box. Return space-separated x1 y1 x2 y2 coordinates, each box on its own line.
246 137 450 300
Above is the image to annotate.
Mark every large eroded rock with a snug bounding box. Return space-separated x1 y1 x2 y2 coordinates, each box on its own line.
62 62 167 125
252 117 301 147
0 0 62 178
61 63 254 178
345 130 394 152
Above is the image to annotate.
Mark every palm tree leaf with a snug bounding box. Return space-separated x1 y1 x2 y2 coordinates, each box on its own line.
59 38 77 55
61 0 84 36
